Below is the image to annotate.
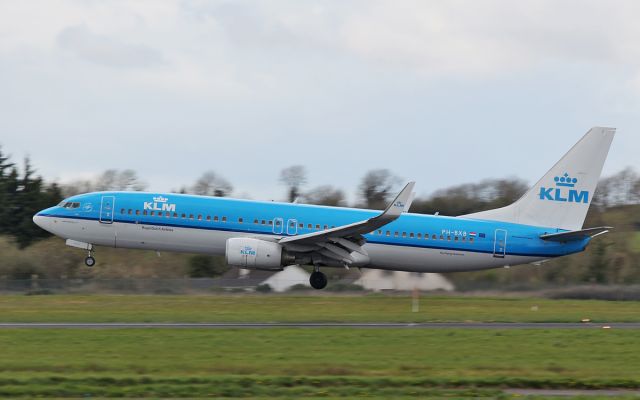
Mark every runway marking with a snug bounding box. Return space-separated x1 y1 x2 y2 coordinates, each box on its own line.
1 322 639 329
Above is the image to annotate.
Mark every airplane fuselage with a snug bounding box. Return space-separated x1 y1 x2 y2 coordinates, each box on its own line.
34 191 589 273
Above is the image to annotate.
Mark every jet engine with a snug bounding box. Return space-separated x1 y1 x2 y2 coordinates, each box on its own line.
225 238 293 270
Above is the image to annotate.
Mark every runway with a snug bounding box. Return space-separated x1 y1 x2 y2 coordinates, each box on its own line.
0 322 639 329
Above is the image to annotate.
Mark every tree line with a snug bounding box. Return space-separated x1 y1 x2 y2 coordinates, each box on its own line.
0 147 63 248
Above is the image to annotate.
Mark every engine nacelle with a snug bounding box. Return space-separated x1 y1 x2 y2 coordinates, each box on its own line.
225 238 284 270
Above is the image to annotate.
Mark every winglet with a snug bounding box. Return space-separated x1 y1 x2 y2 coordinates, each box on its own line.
379 182 415 221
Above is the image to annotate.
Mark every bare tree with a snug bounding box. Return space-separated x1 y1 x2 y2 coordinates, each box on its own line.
593 167 640 208
303 185 346 206
63 169 146 196
280 165 307 202
358 169 401 209
113 169 146 191
191 171 233 197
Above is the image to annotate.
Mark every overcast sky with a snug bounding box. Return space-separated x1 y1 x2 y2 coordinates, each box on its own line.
1 1 638 201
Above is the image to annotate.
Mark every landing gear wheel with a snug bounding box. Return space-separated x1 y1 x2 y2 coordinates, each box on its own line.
85 256 96 267
309 271 327 290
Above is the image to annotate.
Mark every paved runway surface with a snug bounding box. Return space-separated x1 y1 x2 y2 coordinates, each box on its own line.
1 322 639 329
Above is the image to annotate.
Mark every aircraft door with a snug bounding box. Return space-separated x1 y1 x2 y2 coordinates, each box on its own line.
273 217 284 234
493 229 507 258
286 219 298 235
99 196 115 224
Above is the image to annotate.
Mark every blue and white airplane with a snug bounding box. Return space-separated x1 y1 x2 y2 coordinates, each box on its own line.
34 127 615 289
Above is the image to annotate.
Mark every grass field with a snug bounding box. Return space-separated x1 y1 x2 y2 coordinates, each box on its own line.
1 295 639 398
0 328 639 397
0 294 638 323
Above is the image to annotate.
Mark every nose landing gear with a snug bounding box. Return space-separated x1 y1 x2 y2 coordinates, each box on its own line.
309 266 327 290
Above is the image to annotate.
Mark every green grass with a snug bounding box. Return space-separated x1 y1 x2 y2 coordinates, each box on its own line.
1 295 638 397
0 294 638 323
0 328 639 397
0 329 640 397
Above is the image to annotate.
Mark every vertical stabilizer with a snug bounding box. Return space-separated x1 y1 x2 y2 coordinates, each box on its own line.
461 127 615 230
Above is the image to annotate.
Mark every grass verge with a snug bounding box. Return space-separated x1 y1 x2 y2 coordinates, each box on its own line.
0 294 638 323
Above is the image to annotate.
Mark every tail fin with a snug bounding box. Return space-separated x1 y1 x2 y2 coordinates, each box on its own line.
462 127 615 230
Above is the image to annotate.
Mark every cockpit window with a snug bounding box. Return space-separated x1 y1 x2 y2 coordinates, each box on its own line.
61 202 81 209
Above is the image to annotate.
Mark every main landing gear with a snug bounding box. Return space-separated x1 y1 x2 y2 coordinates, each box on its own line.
309 267 327 290
85 248 96 267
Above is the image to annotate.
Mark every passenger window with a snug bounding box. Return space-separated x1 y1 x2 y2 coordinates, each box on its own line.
470 238 474 243
402 232 407 238
182 213 186 218
150 211 155 216
432 234 436 240
143 210 148 216
331 226 335 229
207 216 212 221
275 220 280 226
120 208 125 214
454 237 459 241
238 217 243 223
394 232 399 237
214 216 219 221
386 231 390 237
165 212 170 218
254 219 259 224
417 233 421 239
261 220 266 225
315 224 320 229
189 214 194 220
222 216 227 222
410 233 414 238
290 221 295 227
308 224 312 229
439 235 444 240
324 225 328 230
447 236 451 241
378 230 382 235
158 212 163 217
299 223 304 228
127 209 132 214
198 215 203 221
462 237 466 242
268 220 273 225
136 210 140 215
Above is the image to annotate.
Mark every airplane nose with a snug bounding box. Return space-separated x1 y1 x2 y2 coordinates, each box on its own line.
33 214 46 230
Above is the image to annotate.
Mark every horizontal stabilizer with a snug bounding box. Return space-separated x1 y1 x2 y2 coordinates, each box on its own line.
540 227 612 242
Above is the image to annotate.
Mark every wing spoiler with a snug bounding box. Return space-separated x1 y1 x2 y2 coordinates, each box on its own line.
539 226 612 242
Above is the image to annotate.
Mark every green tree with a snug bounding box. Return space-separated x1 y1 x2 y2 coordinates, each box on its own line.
188 255 230 278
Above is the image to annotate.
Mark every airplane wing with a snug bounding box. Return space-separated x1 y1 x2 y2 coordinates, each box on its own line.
278 182 415 265
539 226 612 242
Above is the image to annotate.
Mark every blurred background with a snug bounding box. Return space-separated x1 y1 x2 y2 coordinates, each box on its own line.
1 0 639 295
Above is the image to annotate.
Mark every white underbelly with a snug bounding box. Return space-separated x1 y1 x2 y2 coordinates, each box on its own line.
66 220 543 272
365 243 542 272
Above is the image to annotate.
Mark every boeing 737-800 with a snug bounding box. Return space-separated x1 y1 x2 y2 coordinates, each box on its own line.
34 127 615 289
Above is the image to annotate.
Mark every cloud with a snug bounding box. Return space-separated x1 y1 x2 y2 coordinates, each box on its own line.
56 25 165 68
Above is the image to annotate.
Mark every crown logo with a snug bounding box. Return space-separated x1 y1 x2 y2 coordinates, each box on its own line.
153 196 168 203
554 173 577 188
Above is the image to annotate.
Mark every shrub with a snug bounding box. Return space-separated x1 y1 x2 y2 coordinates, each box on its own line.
255 284 272 293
